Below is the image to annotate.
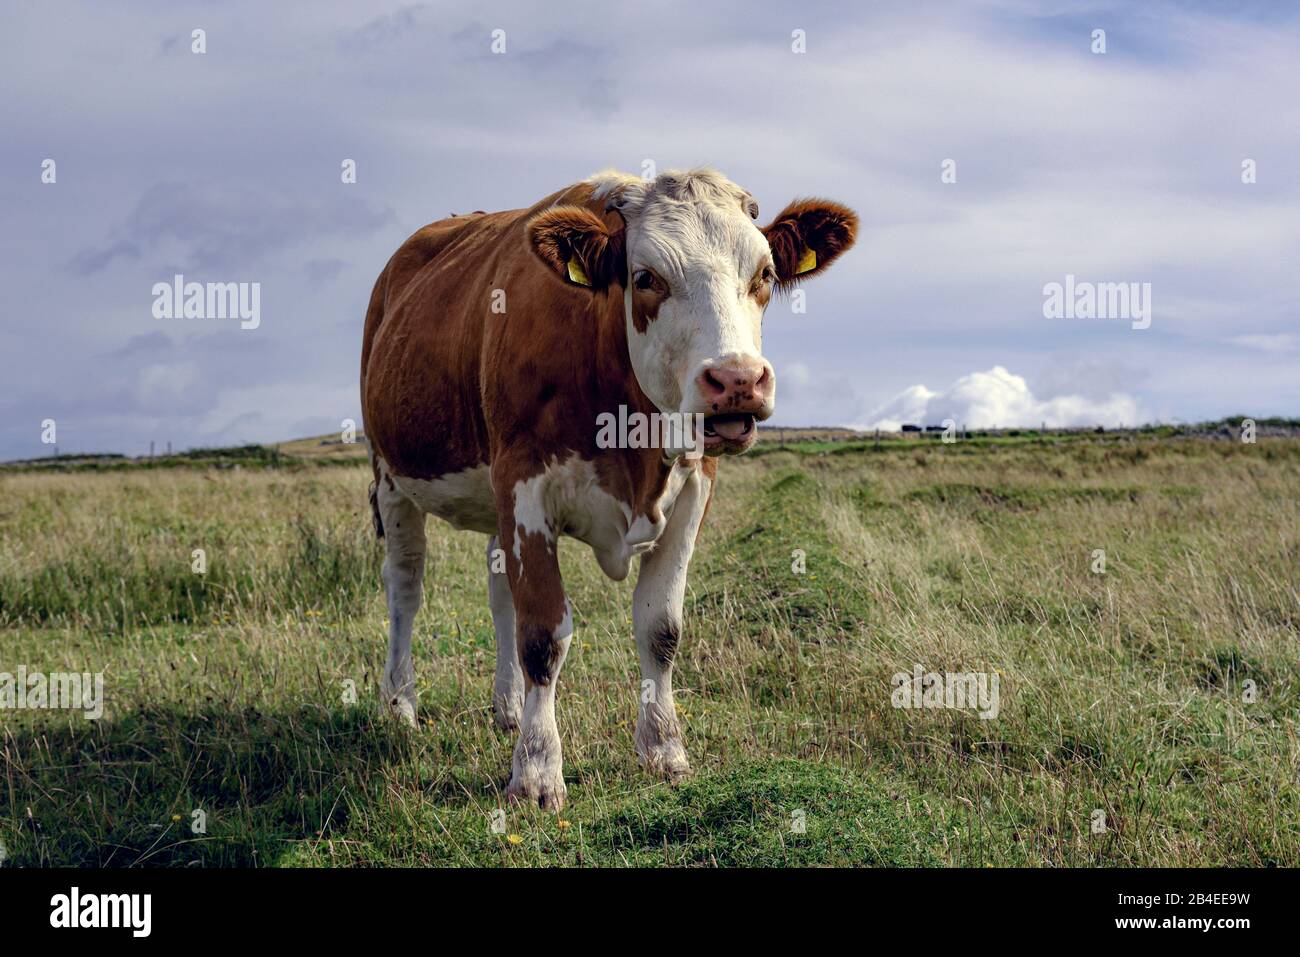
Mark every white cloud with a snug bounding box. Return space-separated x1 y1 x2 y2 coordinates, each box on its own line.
858 366 1143 431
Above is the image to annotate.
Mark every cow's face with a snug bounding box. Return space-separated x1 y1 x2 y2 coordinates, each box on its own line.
529 169 857 455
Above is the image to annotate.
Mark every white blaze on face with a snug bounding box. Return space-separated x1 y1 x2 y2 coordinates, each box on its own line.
591 170 777 418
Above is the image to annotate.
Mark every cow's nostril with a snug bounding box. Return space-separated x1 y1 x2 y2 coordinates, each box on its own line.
700 368 727 396
756 366 771 390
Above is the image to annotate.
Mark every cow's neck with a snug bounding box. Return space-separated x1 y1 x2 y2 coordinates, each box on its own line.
587 277 674 505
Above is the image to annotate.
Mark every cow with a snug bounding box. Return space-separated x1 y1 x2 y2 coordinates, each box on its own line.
360 168 857 809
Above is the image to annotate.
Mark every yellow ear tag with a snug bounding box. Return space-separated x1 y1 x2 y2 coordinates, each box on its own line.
566 257 592 286
795 247 817 275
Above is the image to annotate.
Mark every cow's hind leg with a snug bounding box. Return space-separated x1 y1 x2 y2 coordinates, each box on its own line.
487 535 524 731
377 474 427 726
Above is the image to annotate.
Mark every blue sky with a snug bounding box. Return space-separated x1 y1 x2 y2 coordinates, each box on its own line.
2 0 1297 458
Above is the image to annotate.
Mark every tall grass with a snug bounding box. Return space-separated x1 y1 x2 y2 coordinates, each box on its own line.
0 471 381 630
1 437 1296 866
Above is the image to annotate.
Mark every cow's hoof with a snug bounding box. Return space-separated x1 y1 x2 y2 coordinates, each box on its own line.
381 670 417 727
381 682 417 728
638 740 692 782
385 695 417 728
506 771 567 811
492 693 523 732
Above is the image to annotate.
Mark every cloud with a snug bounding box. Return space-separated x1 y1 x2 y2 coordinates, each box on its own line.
195 383 360 447
2 0 1298 461
304 258 349 284
108 331 173 359
1032 356 1146 401
134 361 201 407
1229 333 1298 353
69 240 142 275
775 361 867 428
858 366 1144 430
71 182 396 275
338 5 430 54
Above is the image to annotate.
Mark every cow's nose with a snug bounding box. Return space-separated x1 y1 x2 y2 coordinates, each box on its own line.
695 358 774 414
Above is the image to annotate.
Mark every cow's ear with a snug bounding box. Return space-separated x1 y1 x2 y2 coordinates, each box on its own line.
527 206 625 290
762 199 858 289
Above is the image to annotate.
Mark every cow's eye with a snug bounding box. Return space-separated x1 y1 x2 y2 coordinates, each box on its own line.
751 265 776 293
633 269 665 295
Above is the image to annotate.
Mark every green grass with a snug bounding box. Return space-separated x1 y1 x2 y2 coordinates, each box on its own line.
1 435 1297 866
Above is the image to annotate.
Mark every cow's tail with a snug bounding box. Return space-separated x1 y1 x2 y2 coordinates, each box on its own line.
361 258 388 544
368 453 384 540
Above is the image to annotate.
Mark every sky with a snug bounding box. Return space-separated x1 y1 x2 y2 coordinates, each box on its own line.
1 0 1297 459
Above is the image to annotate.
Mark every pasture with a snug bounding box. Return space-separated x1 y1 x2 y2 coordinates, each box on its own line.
1 431 1297 866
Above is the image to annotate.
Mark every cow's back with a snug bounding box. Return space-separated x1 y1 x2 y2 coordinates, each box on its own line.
360 203 519 483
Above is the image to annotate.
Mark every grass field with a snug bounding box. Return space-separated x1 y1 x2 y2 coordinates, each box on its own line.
1 432 1297 866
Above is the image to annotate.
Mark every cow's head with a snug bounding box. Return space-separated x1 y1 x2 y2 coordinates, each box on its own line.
529 169 857 455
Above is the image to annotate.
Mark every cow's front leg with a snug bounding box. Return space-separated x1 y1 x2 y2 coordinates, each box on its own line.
633 462 711 780
497 468 571 810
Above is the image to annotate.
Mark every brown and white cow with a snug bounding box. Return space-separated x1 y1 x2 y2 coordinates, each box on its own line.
360 168 856 809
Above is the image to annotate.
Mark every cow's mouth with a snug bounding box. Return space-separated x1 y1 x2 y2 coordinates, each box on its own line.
702 413 757 455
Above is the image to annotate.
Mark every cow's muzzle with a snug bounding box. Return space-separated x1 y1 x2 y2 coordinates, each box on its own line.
702 412 757 455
